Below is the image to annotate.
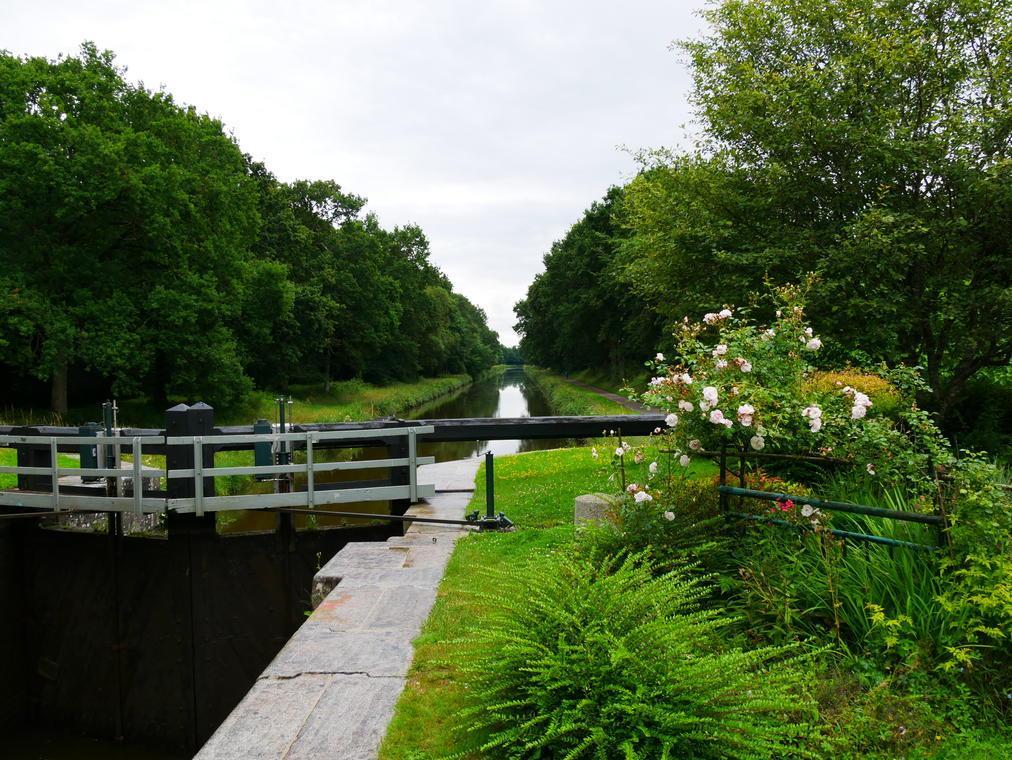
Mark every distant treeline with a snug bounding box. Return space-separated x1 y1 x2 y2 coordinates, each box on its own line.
0 44 501 412
515 0 1010 451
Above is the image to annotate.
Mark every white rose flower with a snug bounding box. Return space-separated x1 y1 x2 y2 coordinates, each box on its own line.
715 359 728 370
703 312 719 324
689 439 702 451
634 490 653 503
663 510 675 521
655 352 665 361
679 454 690 467
719 308 733 319
665 413 679 427
801 504 815 517
867 463 876 475
709 409 726 425
809 418 823 433
626 483 638 493
678 400 694 412
713 344 728 356
649 461 658 474
750 435 765 450
740 361 752 373
805 337 822 351
615 447 625 457
681 373 693 385
702 386 719 403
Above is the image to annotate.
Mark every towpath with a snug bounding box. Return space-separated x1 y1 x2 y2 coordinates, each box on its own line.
559 377 649 413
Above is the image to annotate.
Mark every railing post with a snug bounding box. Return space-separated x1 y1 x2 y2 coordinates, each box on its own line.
164 402 216 751
12 425 50 492
389 432 411 534
719 445 729 518
485 451 495 519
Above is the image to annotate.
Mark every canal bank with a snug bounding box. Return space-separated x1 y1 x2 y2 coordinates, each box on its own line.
195 458 480 760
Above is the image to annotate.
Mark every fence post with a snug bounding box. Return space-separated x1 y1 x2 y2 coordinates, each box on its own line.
165 402 216 751
485 451 495 519
719 445 729 518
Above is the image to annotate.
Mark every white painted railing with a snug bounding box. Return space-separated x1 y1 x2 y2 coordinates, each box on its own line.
0 425 434 516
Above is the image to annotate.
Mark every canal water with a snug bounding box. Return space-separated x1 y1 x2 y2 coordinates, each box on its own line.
406 365 572 460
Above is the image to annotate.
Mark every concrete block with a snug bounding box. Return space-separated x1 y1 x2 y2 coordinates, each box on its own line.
196 457 482 760
574 493 616 525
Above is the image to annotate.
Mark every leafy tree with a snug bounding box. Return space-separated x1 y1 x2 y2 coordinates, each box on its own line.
0 43 261 410
0 44 502 412
623 0 1012 418
515 187 660 377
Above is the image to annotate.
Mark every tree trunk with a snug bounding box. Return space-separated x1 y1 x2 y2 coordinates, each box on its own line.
50 355 69 415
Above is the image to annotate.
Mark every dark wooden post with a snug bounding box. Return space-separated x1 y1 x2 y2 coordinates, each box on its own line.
165 403 217 751
388 432 411 536
12 426 50 492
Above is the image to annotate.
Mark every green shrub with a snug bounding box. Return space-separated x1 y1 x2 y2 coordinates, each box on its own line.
804 370 903 418
451 551 819 759
578 476 732 577
937 453 1012 708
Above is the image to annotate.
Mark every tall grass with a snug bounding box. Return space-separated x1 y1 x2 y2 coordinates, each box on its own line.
739 478 961 670
525 367 632 416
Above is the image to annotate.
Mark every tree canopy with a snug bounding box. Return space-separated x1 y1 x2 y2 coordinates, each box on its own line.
0 44 501 412
517 0 1011 426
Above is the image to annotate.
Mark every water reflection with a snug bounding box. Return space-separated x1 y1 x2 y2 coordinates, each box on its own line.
408 367 573 460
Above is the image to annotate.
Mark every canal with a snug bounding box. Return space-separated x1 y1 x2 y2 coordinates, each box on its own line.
406 365 573 459
5 367 579 759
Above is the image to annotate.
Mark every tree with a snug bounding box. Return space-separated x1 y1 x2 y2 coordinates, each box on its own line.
623 0 1012 418
0 44 261 411
515 187 660 377
0 44 502 412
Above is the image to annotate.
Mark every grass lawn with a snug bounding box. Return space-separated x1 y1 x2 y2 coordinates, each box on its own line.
378 445 717 760
525 367 634 416
572 367 650 397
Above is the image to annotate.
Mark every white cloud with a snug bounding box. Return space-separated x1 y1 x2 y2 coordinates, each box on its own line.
1 0 707 343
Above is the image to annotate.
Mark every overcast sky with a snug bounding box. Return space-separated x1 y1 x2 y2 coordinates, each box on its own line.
1 0 708 344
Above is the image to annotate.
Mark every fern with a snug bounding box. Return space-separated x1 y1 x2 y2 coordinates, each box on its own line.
447 551 819 758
